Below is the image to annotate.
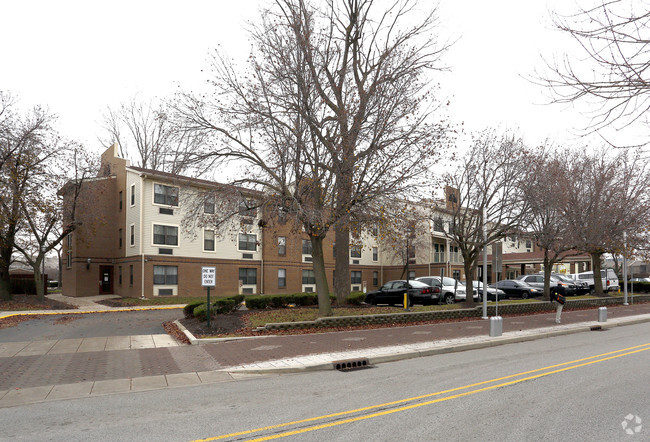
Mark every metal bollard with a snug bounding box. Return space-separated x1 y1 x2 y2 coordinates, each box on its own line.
489 316 503 337
598 306 607 322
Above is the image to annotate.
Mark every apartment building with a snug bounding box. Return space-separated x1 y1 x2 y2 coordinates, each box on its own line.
69 145 589 299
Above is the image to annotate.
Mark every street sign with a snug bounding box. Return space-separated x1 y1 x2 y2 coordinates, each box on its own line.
491 242 502 273
202 267 216 287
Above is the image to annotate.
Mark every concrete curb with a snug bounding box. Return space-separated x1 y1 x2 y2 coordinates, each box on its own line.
218 313 650 374
0 305 185 320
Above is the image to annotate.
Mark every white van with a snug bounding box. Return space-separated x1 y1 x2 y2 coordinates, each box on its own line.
570 269 619 293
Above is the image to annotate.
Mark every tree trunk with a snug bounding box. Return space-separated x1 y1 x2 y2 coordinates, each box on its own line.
543 255 553 301
34 259 45 302
311 235 332 316
461 255 475 309
334 222 350 304
591 251 605 296
0 246 12 301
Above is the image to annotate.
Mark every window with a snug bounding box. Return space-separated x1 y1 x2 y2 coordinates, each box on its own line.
372 247 378 261
129 265 133 286
278 236 286 256
239 268 257 285
204 198 215 214
130 224 135 247
302 269 315 284
350 245 362 258
525 239 532 249
204 230 215 251
130 184 136 206
278 269 286 288
119 266 122 285
371 226 378 236
408 271 416 280
302 239 312 255
119 229 123 248
351 271 362 284
434 243 445 263
66 233 72 269
373 271 379 286
238 233 257 251
153 224 178 246
433 217 445 232
153 183 179 206
153 265 178 285
119 191 123 211
239 199 256 217
407 245 415 259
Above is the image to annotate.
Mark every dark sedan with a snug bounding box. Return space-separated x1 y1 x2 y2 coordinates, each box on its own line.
364 280 440 306
492 279 543 299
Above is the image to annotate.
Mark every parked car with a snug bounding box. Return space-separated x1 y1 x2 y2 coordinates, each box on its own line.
463 280 507 301
629 277 650 283
554 273 589 296
516 274 578 296
415 276 466 304
492 279 543 299
569 269 620 293
364 280 440 306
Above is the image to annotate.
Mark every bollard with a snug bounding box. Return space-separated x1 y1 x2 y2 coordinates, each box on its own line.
489 316 503 337
598 306 607 322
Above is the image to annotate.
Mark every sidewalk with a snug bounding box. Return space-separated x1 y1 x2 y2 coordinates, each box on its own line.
0 299 648 408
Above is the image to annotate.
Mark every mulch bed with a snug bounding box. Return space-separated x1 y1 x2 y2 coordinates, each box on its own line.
0 294 76 312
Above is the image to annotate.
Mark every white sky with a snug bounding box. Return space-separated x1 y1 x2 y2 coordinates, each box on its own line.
1 0 605 156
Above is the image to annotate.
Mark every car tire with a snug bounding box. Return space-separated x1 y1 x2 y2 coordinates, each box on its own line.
366 295 376 305
444 294 455 304
521 291 530 299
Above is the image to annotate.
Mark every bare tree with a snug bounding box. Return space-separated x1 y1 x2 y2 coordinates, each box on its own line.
564 147 650 295
520 145 582 299
13 147 96 300
176 0 450 314
440 129 529 307
542 0 650 143
0 93 59 300
101 97 212 176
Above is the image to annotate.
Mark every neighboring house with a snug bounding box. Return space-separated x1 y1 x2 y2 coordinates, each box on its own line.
63 145 584 299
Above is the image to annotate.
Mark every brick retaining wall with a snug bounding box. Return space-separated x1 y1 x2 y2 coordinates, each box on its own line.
256 295 650 331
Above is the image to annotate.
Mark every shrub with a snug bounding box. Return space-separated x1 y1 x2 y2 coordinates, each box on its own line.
184 301 205 319
245 296 269 310
346 292 366 305
213 298 237 314
193 303 216 322
632 281 650 293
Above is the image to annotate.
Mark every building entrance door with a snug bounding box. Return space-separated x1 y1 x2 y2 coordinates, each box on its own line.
99 266 113 294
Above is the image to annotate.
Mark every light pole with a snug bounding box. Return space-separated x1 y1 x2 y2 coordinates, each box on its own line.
620 232 628 305
482 207 488 319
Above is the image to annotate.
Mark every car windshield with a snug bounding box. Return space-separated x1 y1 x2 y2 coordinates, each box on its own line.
441 277 461 286
407 280 428 288
555 274 573 283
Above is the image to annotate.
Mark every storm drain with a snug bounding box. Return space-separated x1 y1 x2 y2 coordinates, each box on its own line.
590 325 606 331
333 358 372 371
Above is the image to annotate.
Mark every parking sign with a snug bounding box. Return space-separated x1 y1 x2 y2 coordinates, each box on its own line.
202 267 216 287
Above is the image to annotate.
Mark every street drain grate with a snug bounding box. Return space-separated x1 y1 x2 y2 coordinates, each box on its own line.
333 358 372 371
590 325 605 331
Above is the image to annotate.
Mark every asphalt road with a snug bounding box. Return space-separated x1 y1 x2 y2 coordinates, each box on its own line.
1 322 647 441
0 309 183 342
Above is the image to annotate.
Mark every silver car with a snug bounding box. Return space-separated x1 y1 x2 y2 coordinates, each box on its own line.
415 276 466 304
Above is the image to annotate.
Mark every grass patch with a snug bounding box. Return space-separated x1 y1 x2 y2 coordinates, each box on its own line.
245 304 460 327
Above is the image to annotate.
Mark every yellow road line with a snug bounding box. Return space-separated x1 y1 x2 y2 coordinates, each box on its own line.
192 342 650 442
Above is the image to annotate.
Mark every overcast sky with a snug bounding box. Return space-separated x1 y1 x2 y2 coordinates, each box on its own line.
1 0 601 157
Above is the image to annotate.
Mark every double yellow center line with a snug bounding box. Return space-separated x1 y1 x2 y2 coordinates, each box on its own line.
193 342 650 442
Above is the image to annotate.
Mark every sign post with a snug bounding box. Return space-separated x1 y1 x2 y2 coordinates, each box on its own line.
202 267 216 327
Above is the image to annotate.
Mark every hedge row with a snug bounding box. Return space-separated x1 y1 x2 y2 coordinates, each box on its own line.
244 292 366 309
629 281 650 293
